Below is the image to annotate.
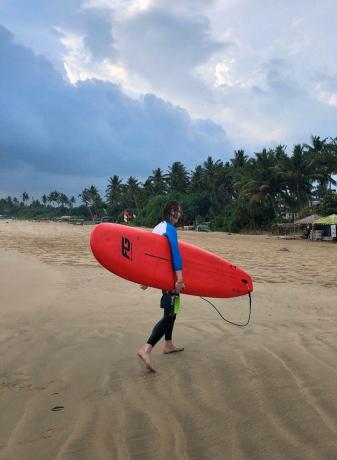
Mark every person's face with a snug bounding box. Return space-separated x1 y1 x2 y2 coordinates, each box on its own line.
170 207 182 225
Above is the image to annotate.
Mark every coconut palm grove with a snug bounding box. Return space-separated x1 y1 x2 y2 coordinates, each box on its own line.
1 136 337 232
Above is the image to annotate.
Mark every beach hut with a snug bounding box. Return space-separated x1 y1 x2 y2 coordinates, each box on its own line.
295 214 322 239
296 214 322 225
313 214 337 241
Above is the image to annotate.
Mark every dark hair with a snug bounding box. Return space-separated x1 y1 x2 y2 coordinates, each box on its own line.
162 200 182 222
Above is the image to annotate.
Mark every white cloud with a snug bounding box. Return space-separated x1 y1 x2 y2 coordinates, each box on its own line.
53 27 89 83
53 26 128 86
1 0 337 152
63 60 128 85
83 0 154 19
214 59 235 87
318 91 337 107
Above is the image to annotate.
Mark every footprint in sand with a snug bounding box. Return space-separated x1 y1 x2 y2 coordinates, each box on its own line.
41 429 55 439
51 406 64 411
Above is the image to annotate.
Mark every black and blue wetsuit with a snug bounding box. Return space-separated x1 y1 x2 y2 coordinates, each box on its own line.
147 221 182 347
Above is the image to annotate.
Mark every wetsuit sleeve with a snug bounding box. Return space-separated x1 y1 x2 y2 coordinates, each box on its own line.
165 223 183 271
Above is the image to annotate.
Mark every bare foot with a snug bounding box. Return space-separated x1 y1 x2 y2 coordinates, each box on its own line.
137 348 156 373
163 345 184 354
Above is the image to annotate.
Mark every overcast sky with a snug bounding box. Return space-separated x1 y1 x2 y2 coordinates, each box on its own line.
1 0 337 198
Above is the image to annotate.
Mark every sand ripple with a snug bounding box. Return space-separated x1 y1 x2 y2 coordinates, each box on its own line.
1 221 337 459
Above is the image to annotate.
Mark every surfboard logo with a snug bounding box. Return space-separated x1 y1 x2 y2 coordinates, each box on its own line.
121 236 132 260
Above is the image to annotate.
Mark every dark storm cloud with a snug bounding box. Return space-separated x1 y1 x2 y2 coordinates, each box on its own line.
0 25 231 195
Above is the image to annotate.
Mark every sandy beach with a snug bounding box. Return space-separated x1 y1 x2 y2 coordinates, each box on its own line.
1 220 337 460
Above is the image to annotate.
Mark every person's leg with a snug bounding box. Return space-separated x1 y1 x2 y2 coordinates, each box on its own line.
164 314 176 341
147 311 173 346
163 315 184 353
137 293 173 371
162 299 184 354
137 343 155 372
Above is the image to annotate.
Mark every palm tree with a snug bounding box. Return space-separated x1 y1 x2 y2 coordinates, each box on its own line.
58 193 70 208
125 176 142 212
21 192 29 205
203 156 225 208
106 175 123 212
69 196 76 208
305 136 337 197
214 162 234 208
279 144 314 212
167 161 190 193
146 168 168 195
47 191 61 207
274 145 288 162
189 165 206 193
80 186 104 220
230 150 248 169
237 149 284 221
230 150 253 201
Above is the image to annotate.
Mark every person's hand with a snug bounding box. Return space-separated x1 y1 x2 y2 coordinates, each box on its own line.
175 280 185 292
140 285 148 290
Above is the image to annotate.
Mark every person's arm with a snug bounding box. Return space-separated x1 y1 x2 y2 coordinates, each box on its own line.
174 270 184 292
165 224 185 292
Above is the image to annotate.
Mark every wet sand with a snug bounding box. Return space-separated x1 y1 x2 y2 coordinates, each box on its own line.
0 220 337 459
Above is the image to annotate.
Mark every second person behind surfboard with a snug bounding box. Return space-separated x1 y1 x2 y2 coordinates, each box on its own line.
137 200 185 372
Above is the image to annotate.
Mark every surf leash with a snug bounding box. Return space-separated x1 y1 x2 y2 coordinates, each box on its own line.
199 292 252 327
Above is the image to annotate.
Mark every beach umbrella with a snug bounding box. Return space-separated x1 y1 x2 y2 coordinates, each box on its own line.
313 214 337 225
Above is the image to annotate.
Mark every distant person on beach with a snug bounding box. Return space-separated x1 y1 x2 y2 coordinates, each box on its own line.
137 200 185 372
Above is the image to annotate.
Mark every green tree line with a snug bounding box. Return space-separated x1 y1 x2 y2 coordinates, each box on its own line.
1 136 337 232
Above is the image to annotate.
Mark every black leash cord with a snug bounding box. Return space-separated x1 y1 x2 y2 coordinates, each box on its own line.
199 292 252 327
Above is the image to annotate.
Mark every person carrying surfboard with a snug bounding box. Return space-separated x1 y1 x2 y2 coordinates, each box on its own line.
137 200 185 372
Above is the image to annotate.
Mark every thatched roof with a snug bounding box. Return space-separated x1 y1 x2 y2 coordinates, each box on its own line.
314 214 337 225
295 214 322 225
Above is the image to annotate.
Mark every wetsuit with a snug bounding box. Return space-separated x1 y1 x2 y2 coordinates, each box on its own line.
147 221 182 347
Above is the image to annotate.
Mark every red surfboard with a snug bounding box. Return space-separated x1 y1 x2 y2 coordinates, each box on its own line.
90 223 253 298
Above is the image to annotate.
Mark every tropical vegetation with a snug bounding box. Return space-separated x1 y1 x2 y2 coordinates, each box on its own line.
1 136 337 232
